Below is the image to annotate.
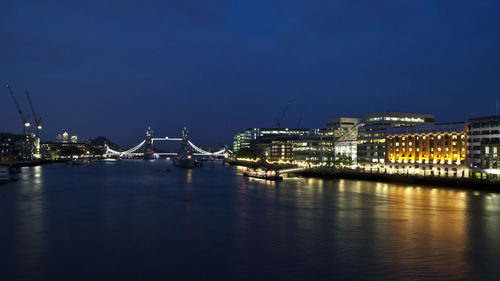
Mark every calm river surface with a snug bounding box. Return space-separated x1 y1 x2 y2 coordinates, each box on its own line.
1 159 499 281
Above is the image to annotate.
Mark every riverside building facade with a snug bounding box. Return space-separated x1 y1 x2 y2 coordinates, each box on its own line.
357 112 434 169
250 135 297 162
334 122 363 166
467 115 500 178
0 133 34 161
233 128 317 154
292 135 335 166
385 123 468 177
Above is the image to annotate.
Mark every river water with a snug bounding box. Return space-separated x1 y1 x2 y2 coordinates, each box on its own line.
1 159 499 281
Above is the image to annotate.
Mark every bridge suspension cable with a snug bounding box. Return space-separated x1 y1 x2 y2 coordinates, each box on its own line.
106 136 231 157
106 140 146 155
187 141 228 156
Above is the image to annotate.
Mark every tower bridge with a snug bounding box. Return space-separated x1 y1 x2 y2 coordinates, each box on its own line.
105 127 232 158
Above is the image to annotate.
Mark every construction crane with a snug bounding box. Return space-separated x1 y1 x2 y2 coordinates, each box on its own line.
296 115 304 128
5 84 30 135
25 90 42 135
276 102 291 128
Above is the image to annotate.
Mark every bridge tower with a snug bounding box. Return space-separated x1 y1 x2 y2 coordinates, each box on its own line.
181 127 190 152
144 126 154 159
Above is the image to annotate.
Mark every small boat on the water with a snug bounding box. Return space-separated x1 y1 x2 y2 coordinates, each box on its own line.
243 169 283 181
0 166 9 184
72 157 90 166
103 156 122 162
243 172 283 181
174 152 195 169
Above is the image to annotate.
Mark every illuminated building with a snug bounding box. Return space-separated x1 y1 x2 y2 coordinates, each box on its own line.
385 123 468 177
0 133 34 161
233 128 317 154
40 142 104 159
481 143 500 179
269 141 294 161
320 117 361 137
250 135 295 161
467 115 500 178
318 117 361 165
63 132 69 143
334 121 363 166
357 112 434 168
71 136 78 143
233 130 252 153
292 135 335 166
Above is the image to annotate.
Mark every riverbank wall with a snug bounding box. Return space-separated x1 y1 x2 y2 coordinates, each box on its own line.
295 169 500 191
226 159 500 191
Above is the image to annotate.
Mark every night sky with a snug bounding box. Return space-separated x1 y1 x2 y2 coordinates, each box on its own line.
2 1 500 148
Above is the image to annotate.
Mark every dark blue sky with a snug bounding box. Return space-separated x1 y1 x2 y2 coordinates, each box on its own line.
1 0 500 148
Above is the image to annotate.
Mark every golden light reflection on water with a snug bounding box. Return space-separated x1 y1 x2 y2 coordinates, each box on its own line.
186 169 192 184
331 180 472 280
384 185 469 279
243 174 496 280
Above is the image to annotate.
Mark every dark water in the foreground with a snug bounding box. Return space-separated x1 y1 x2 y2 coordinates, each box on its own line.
1 160 500 281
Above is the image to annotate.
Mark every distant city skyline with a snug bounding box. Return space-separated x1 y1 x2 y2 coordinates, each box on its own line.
2 1 500 147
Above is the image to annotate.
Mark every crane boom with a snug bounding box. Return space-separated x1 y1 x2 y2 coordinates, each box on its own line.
5 84 30 134
276 102 291 128
25 90 42 133
296 115 304 128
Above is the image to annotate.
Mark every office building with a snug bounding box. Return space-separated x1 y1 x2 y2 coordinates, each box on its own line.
467 115 500 178
0 133 34 161
293 135 336 166
233 128 317 154
357 112 434 167
251 135 297 162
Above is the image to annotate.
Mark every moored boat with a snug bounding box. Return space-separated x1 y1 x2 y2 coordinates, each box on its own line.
243 169 283 181
243 172 283 181
72 157 90 165
173 127 195 169
174 152 195 168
